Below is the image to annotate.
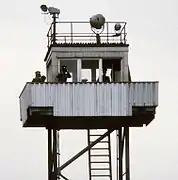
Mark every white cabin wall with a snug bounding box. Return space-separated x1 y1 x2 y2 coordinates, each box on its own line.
123 52 129 81
51 52 58 82
46 59 53 82
46 52 58 82
46 46 129 82
119 52 129 81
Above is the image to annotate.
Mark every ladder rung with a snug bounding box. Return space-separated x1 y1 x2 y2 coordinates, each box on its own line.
90 154 109 157
91 161 110 163
88 130 112 179
91 168 110 170
91 175 110 177
91 148 109 150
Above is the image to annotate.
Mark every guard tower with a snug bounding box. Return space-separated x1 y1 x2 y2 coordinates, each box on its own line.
19 5 158 180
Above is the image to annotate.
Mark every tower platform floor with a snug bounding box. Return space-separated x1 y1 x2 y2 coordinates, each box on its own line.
23 107 156 129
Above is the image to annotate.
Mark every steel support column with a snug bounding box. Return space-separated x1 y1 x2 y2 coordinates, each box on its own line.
48 129 58 180
48 129 52 180
116 127 130 180
53 130 57 180
119 127 123 180
125 127 130 180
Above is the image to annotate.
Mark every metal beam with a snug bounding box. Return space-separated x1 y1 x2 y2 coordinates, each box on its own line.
58 129 114 172
119 127 123 180
125 127 130 180
53 130 57 180
108 132 112 180
48 129 52 180
117 127 126 180
58 173 69 180
87 130 92 180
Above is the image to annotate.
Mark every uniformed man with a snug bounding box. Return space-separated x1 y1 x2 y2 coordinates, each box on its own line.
97 68 110 82
56 65 71 83
40 75 46 82
32 71 42 83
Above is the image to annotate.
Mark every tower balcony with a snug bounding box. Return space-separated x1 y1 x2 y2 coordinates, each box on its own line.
19 82 158 129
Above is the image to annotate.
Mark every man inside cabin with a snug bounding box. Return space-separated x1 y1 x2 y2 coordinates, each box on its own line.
97 68 110 82
56 65 71 83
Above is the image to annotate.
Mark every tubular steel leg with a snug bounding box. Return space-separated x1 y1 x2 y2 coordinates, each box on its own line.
57 131 60 179
116 130 119 180
125 127 130 180
108 132 112 180
119 127 123 180
87 130 92 180
48 129 52 180
53 130 57 180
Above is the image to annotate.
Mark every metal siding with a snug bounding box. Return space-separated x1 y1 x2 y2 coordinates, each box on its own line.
20 82 158 121
111 83 128 116
128 82 158 107
20 84 32 124
96 84 112 116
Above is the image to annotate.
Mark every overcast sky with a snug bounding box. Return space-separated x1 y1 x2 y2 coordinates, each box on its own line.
0 0 178 179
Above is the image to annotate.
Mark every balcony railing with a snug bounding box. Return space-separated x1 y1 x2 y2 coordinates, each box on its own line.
47 21 127 48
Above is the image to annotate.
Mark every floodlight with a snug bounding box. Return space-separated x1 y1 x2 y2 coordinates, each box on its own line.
90 14 105 44
90 14 105 29
48 7 60 15
40 5 60 15
40 5 48 12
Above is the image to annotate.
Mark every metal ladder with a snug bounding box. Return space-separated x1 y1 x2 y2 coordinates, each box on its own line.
88 129 112 180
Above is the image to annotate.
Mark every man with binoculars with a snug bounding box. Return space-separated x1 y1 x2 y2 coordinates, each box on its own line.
56 65 71 83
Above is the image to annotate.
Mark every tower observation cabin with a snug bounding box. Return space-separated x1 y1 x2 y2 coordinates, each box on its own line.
19 5 158 180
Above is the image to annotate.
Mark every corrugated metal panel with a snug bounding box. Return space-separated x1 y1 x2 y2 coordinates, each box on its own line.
19 84 32 123
19 82 158 121
128 82 158 107
111 83 128 116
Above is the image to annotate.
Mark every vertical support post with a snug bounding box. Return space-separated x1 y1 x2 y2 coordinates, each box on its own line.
96 34 101 44
87 130 92 180
116 130 119 180
91 68 96 82
125 127 130 180
119 127 123 180
70 22 73 43
111 64 114 82
48 129 52 180
106 22 109 43
52 15 57 44
57 58 60 74
51 52 58 82
77 59 82 82
53 130 57 180
99 58 103 82
124 23 126 44
120 56 124 81
108 132 112 180
123 52 128 81
57 131 60 169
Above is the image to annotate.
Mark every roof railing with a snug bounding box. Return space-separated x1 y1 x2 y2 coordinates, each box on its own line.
47 21 127 48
